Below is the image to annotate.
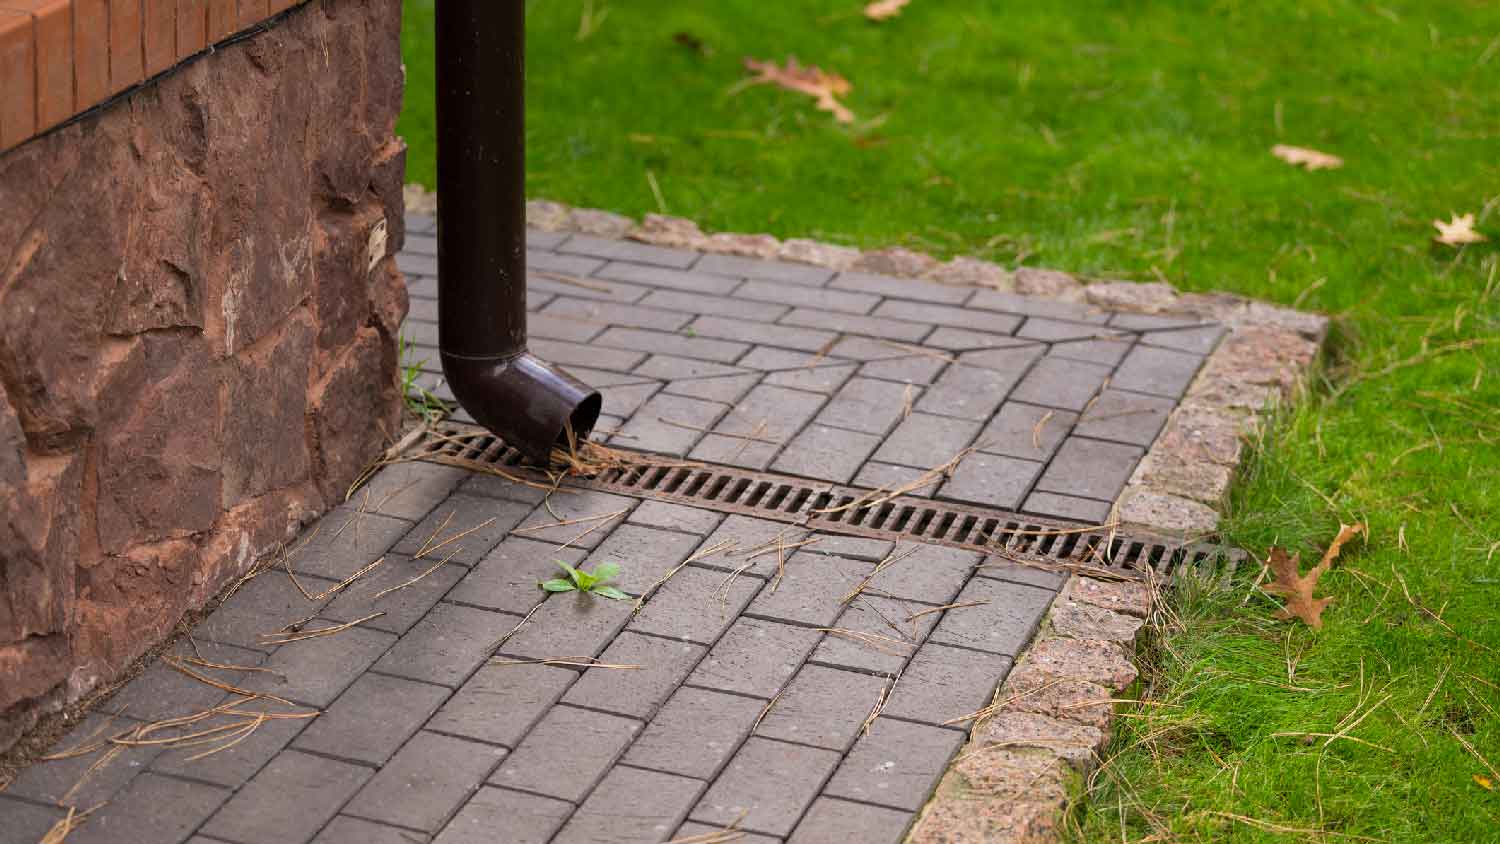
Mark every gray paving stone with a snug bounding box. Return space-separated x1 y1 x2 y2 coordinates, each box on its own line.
628 564 762 645
597 326 750 364
939 452 1044 510
973 556 1069 591
1072 388 1176 446
541 295 693 332
599 380 661 418
864 543 982 605
859 354 947 385
289 510 412 581
150 708 309 789
391 494 533 566
562 631 707 719
929 577 1055 656
687 314 838 352
626 499 725 536
737 346 844 371
735 279 878 315
1018 316 1124 342
771 423 881 484
434 787 573 844
691 737 841 837
780 307 932 343
202 751 369 844
1007 356 1113 412
815 377 914 435
373 602 516 688
406 213 436 234
917 347 1043 421
529 271 651 305
852 461 941 497
527 228 566 250
497 590 633 661
968 289 1110 324
427 662 575 748
313 816 432 844
690 383 826 469
345 731 508 833
508 489 636 547
531 337 647 372
107 656 242 722
1034 437 1143 501
696 252 836 286
527 249 605 277
560 233 700 268
1110 345 1205 398
755 664 888 750
1139 323 1227 355
448 537 588 615
825 718 963 810
553 765 705 844
1049 335 1137 366
9 713 155 807
674 822 781 844
829 270 971 304
396 251 438 276
639 288 789 321
529 311 606 343
407 275 437 299
317 552 466 636
294 672 449 765
787 796 911 844
880 642 1013 726
197 572 332 653
811 595 938 674
559 365 663 388
744 552 871 628
487 705 640 802
806 535 896 561
612 392 727 455
251 625 396 707
69 772 228 844
1109 312 1208 331
691 516 810 578
405 296 437 322
977 401 1077 461
662 372 762 403
596 261 741 294
0 799 67 844
349 460 471 521
874 413 982 467
688 618 823 698
924 326 1033 350
874 300 1023 334
623 686 764 780
589 524 705 595
1023 491 1113 524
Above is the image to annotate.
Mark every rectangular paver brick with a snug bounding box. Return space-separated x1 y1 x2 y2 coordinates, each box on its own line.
690 383 826 470
874 413 982 468
623 685 764 780
811 595 937 674
860 354 948 385
1007 356 1113 412
691 737 841 837
675 822 781 844
10 713 155 806
770 423 881 484
252 625 396 707
391 494 534 565
589 523 705 595
852 461 941 497
693 315 839 356
874 300 1023 334
497 590 633 661
448 537 587 615
1023 491 1113 525
508 489 637 547
294 672 449 765
929 577 1055 656
916 347 1042 421
373 602 517 688
788 796 912 844
629 565 762 644
881 642 1013 726
1072 388 1176 446
695 252 836 286
488 705 641 802
1018 316 1125 342
780 307 931 343
108 656 242 722
313 816 435 844
626 499 725 536
197 572 332 653
351 460 471 521
974 556 1069 591
938 452 1044 510
289 510 412 580
1139 323 1227 355
635 353 751 381
319 553 466 635
345 731 507 833
977 401 1077 461
560 233 699 268
639 288 789 321
554 765 706 844
434 787 572 844
527 248 605 277
688 617 822 698
202 751 369 844
1034 436 1143 501
825 718 963 810
0 799 63 844
969 289 1110 324
1049 335 1137 366
1111 345 1205 398
735 279 878 314
816 377 915 435
530 337 646 372
755 664 889 751
865 543 982 605
807 534 896 561
691 516 810 578
597 325 750 363
596 261 740 294
150 711 307 789
530 311 606 343
529 272 651 304
664 372 763 403
829 271 971 304
427 662 574 748
744 552 871 627
563 631 707 719
540 295 693 331
71 772 228 844
763 362 858 394
612 392 727 456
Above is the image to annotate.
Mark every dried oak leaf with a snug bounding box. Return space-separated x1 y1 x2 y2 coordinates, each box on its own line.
865 0 911 21
743 56 855 124
1433 213 1488 246
1264 522 1365 629
1271 144 1344 171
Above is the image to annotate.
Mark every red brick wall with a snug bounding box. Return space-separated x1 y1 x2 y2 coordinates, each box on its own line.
0 0 305 151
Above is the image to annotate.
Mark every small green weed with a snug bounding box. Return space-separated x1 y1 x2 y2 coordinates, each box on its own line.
398 333 451 424
539 560 629 601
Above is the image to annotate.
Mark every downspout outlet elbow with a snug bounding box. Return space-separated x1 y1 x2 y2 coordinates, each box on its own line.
441 351 602 465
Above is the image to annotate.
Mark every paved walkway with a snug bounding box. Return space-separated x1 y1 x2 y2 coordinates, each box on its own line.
0 215 1211 843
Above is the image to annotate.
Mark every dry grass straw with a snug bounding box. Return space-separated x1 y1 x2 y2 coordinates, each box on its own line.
814 445 977 517
491 656 641 669
905 599 989 623
753 689 785 732
861 666 903 736
839 545 918 605
161 655 294 707
634 539 737 614
943 678 1067 726
816 627 915 656
287 554 388 603
39 805 99 843
666 810 750 843
257 612 384 645
373 547 462 599
534 270 614 293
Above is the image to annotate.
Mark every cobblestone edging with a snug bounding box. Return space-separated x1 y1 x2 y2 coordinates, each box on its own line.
508 197 1329 540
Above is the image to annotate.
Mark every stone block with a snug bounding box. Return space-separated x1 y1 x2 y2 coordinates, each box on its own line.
875 300 1023 334
940 452 1044 510
201 751 369 844
1072 389 1176 446
789 797 913 844
930 578 1054 656
294 671 449 765
1023 636 1138 691
687 617 822 698
852 247 939 277
1034 437 1143 502
1007 356 1112 412
628 565 762 645
999 660 1113 730
755 664 889 750
1117 488 1219 535
372 602 515 688
1066 575 1152 618
973 711 1105 770
345 731 508 833
881 643 1012 726
691 736 841 836
554 765 705 844
824 718 964 810
435 787 572 844
563 631 706 719
488 705 640 802
1111 345 1205 399
70 772 229 844
623 685 764 780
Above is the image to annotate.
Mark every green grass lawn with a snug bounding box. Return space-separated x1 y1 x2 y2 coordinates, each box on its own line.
399 1 1500 840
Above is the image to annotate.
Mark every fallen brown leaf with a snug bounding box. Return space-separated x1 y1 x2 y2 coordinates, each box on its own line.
1264 522 1365 629
743 56 855 124
1433 213 1488 246
865 0 911 21
1271 144 1344 171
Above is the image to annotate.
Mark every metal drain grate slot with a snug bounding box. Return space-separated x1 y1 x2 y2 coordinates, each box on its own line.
416 423 1244 580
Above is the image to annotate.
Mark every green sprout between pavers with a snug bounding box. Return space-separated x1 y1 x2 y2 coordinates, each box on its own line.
395 2 1500 841
541 561 631 601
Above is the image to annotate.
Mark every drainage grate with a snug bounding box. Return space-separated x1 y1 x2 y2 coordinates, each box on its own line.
415 424 1245 581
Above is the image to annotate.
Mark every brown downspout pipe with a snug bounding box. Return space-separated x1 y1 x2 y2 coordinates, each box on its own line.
435 0 601 463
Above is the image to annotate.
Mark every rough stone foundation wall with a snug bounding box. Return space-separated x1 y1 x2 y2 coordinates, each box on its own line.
0 0 407 751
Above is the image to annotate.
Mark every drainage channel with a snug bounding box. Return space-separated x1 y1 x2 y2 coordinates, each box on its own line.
415 423 1245 581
